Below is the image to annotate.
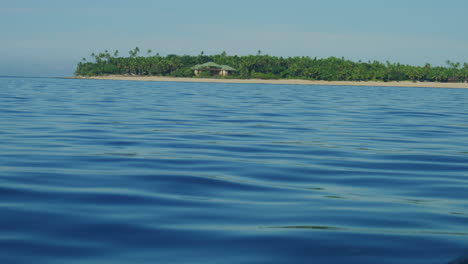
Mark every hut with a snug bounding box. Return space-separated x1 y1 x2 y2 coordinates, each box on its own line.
191 62 236 76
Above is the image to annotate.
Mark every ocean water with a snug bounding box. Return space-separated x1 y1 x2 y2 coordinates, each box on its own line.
0 77 467 264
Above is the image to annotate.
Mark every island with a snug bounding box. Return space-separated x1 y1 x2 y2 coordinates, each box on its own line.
72 48 468 88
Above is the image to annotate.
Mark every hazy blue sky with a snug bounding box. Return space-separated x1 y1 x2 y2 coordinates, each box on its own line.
2 0 468 76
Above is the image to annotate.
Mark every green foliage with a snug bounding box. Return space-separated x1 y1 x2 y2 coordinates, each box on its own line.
171 67 195 77
251 71 281 79
75 49 468 83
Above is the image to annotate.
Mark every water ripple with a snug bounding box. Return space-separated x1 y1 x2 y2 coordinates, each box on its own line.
1 77 467 264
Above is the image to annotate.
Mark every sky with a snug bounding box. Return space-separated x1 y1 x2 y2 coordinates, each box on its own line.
1 0 468 76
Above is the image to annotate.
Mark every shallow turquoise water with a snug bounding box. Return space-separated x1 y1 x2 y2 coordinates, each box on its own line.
1 77 467 263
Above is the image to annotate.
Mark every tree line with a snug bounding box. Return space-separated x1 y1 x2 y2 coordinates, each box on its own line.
75 47 468 82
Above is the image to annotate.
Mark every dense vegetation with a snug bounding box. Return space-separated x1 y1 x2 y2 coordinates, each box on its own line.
75 47 468 82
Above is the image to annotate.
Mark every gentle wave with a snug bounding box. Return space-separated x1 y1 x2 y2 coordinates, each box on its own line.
0 77 467 264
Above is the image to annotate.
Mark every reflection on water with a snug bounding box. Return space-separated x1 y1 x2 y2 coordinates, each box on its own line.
0 77 467 264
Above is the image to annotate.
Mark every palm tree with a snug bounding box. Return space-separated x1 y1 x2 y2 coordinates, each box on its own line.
129 47 140 57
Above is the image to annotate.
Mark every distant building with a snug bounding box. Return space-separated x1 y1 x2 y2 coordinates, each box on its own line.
191 62 236 76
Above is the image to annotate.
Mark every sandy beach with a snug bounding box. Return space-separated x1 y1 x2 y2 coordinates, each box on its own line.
68 75 468 89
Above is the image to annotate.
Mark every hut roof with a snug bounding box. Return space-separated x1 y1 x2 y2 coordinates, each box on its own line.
191 62 236 71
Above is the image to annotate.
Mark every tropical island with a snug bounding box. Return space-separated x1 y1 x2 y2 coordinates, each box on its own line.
73 47 468 88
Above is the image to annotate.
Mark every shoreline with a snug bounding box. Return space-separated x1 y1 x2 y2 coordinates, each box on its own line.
67 75 468 89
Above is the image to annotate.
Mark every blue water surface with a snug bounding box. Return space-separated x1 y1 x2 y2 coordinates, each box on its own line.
0 77 467 264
